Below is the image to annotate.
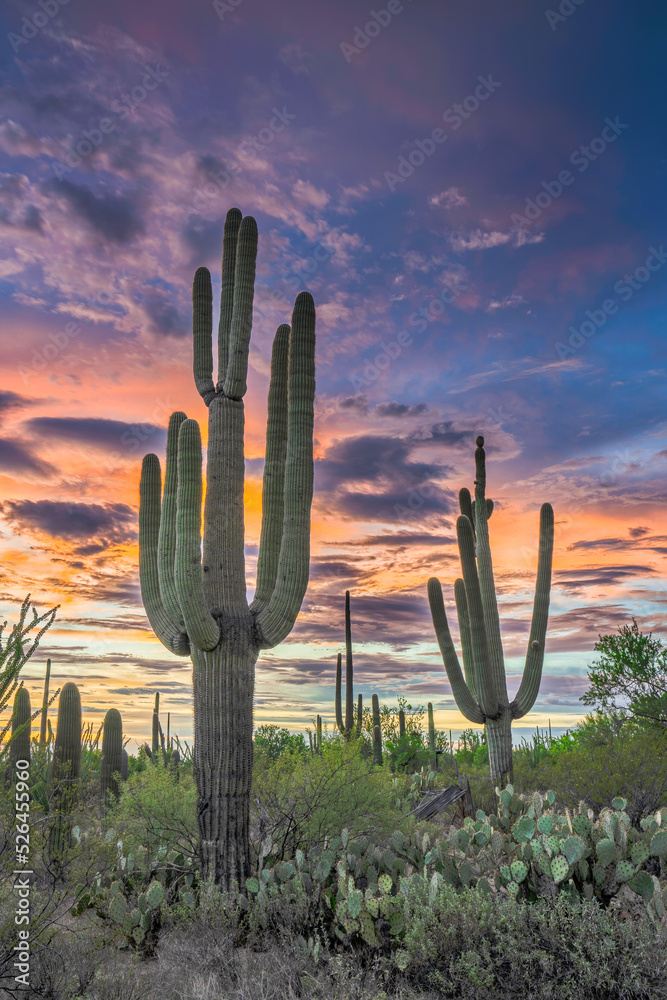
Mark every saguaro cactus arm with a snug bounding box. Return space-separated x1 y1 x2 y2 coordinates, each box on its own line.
454 578 476 702
158 412 188 628
217 207 241 385
175 419 220 651
252 325 290 615
223 215 258 401
139 455 190 656
457 513 500 718
254 292 316 648
511 502 554 719
471 438 507 703
427 577 484 724
193 268 216 403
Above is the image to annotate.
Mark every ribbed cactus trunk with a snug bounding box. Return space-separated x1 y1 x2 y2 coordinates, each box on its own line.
101 708 123 814
49 682 81 858
371 693 382 765
335 591 363 739
427 702 438 770
428 436 554 787
139 207 315 889
39 659 51 746
10 688 31 768
398 709 405 739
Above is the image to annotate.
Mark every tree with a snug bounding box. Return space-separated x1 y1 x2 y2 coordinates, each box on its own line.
580 618 667 730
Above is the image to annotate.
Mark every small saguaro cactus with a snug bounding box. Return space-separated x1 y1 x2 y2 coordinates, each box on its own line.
120 748 129 782
316 714 322 753
398 708 406 740
101 709 123 814
49 682 82 857
10 687 32 770
371 693 383 765
335 591 363 738
427 702 438 770
39 658 51 745
427 436 554 785
139 206 316 888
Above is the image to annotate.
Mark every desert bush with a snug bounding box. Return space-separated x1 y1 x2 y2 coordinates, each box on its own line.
251 737 412 862
512 714 667 826
105 758 198 862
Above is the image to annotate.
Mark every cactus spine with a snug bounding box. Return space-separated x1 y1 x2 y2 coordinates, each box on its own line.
101 709 123 813
335 591 363 738
10 687 31 768
49 682 81 857
428 436 554 785
371 693 382 765
139 207 316 888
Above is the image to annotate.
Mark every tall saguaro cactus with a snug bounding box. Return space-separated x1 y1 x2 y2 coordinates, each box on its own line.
427 436 554 785
335 591 363 738
139 207 316 888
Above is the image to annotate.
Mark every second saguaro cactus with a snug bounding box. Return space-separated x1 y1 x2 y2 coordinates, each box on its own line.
49 682 81 857
428 436 554 785
101 709 123 814
139 207 316 889
335 591 363 738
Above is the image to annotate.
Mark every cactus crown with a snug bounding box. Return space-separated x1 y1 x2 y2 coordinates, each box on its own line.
139 207 316 658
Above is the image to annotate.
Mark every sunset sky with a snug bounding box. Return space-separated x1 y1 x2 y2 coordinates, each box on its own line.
0 0 665 750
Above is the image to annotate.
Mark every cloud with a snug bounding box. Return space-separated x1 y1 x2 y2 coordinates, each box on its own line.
375 401 428 418
0 439 55 476
449 228 545 252
141 288 186 337
429 187 468 211
0 390 33 422
554 564 658 593
25 416 166 454
44 178 144 244
0 499 137 554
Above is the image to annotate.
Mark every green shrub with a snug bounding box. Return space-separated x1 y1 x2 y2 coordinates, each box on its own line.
251 737 412 861
512 715 667 827
106 760 198 862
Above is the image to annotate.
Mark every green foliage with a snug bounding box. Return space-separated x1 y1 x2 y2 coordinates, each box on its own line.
254 723 308 760
0 595 58 762
105 759 198 864
251 737 410 861
384 731 433 773
512 713 667 828
581 618 667 729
